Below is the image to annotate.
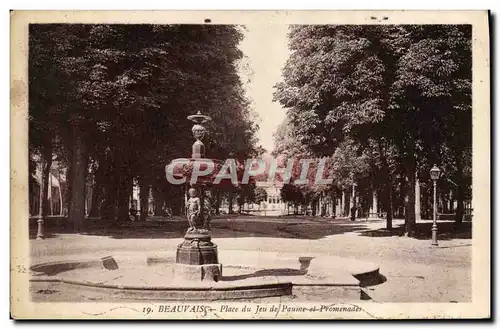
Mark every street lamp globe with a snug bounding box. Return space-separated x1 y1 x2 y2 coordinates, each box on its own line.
430 164 441 181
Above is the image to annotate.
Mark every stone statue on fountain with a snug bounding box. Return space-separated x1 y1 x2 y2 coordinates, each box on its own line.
186 187 210 233
186 188 201 231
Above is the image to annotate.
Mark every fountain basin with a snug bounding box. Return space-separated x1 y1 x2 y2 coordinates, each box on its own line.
30 251 382 302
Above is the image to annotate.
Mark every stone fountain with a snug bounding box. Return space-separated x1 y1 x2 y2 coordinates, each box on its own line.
28 111 382 302
174 111 221 282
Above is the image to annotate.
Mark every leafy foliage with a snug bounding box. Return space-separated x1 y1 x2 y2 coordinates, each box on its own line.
29 24 259 228
274 25 472 231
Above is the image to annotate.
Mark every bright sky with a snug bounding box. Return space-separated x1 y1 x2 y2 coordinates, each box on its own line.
238 24 290 153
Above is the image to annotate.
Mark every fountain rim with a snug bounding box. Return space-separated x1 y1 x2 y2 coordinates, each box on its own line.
169 157 226 163
187 111 212 124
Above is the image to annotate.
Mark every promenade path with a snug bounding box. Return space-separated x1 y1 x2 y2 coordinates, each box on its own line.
30 216 472 302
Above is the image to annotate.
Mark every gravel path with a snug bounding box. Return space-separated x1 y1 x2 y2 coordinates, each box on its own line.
30 217 471 302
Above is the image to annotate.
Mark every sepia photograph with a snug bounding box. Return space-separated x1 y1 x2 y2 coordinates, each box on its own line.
10 10 490 319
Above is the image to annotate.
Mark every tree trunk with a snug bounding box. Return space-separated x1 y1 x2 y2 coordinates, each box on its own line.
64 152 74 217
228 190 234 214
404 155 416 236
368 189 377 219
101 156 118 223
180 185 186 217
350 185 356 221
443 192 450 213
215 189 221 215
377 140 393 229
184 185 189 217
454 159 465 227
449 190 454 213
68 126 88 232
41 140 53 221
152 181 164 217
415 175 421 221
101 181 118 222
199 186 205 219
343 190 349 217
89 185 101 217
455 187 464 227
331 191 337 218
168 185 183 216
89 161 105 218
387 183 393 230
139 177 149 221
117 173 132 222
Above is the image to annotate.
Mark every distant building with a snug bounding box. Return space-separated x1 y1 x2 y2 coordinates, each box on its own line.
255 180 287 216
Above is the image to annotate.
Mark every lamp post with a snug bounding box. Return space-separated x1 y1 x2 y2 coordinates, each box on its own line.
350 175 357 221
430 164 441 246
36 160 45 240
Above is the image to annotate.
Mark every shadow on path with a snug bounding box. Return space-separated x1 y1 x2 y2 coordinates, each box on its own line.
31 218 370 240
360 221 472 241
222 268 307 281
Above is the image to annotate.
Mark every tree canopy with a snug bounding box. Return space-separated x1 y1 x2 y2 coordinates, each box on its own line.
29 24 259 230
273 24 472 233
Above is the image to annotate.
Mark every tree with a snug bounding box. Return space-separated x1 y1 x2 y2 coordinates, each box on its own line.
236 184 256 213
280 184 304 214
29 24 90 230
274 25 472 234
390 25 472 228
254 187 268 210
29 24 259 231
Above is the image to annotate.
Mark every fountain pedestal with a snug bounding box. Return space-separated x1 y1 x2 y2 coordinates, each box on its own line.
175 230 222 282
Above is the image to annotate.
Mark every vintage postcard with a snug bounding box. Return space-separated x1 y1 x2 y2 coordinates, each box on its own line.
10 10 490 319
